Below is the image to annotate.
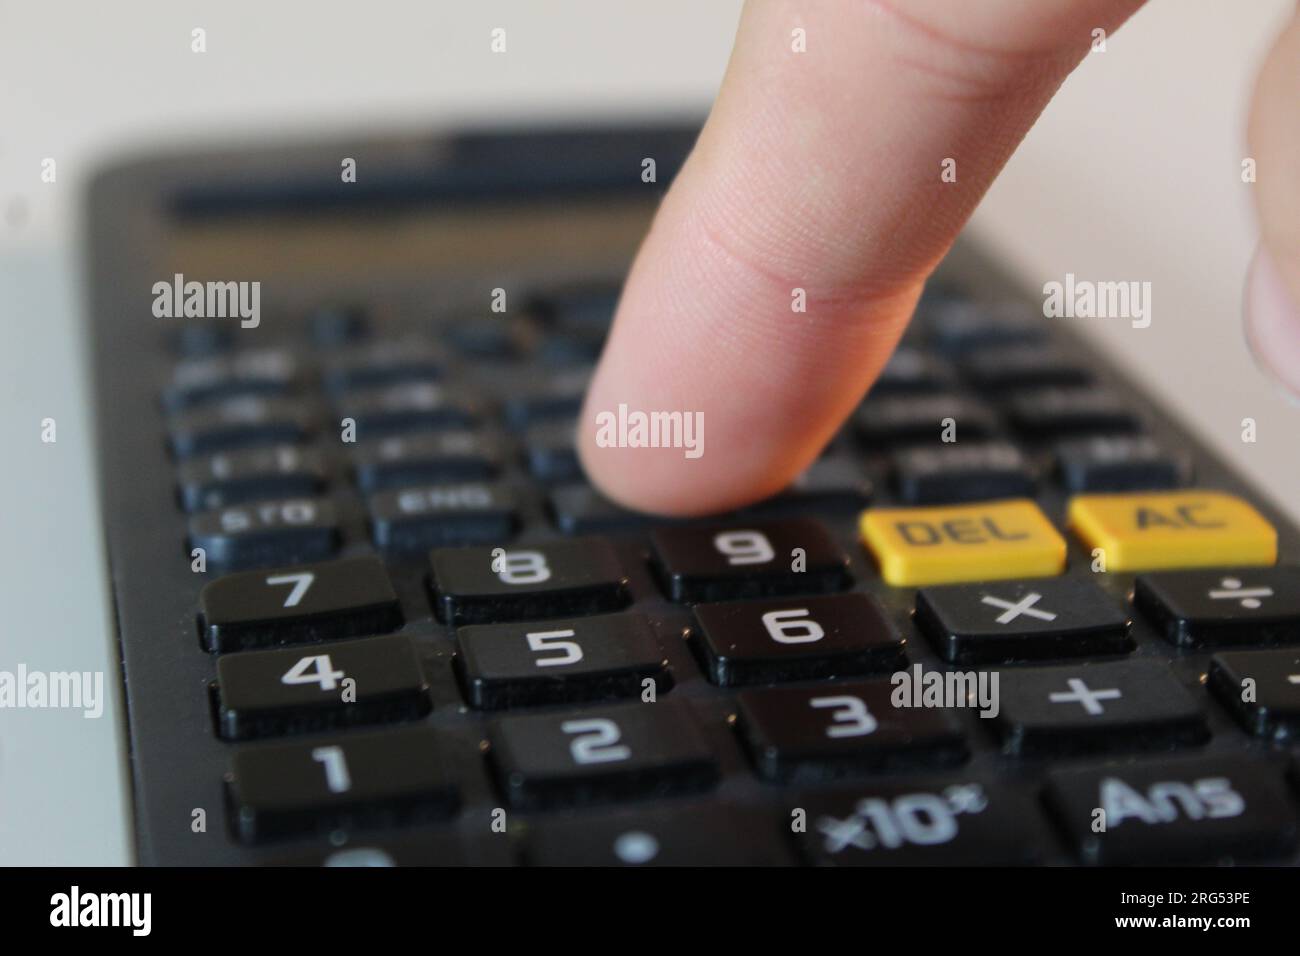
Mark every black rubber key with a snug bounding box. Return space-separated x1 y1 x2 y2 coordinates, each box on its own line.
523 422 583 483
549 484 678 535
744 457 872 516
337 381 479 436
1135 567 1300 648
226 727 459 843
1005 387 1141 439
791 779 1041 865
892 442 1034 505
167 396 313 458
306 303 369 347
322 338 445 392
915 578 1131 665
189 498 339 570
854 394 1000 447
488 700 718 809
177 444 327 513
1045 755 1298 865
457 613 666 709
737 680 967 783
867 347 956 396
215 635 430 739
526 805 792 866
370 482 517 552
199 555 403 653
994 660 1208 757
651 517 849 603
1056 435 1189 492
959 346 1093 390
430 538 629 624
352 431 503 491
1208 649 1300 739
444 316 525 358
926 301 1048 356
502 369 589 429
163 348 299 411
691 593 905 687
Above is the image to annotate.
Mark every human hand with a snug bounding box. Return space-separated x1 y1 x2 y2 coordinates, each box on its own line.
577 0 1300 516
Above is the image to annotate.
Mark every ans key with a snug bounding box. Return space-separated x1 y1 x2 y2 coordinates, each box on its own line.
199 555 402 653
429 538 629 625
651 517 850 603
215 635 429 739
488 699 718 809
1045 755 1298 865
226 727 459 843
457 613 667 709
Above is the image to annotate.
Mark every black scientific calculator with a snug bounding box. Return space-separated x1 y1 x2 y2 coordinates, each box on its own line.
85 123 1300 866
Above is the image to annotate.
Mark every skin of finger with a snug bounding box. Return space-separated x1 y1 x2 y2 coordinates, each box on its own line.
1248 6 1300 308
579 0 1144 516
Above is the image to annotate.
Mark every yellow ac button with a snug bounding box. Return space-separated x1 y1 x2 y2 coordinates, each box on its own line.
1068 490 1277 572
859 499 1068 587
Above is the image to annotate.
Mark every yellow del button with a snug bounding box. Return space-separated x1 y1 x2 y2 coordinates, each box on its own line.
1067 490 1277 572
858 499 1067 587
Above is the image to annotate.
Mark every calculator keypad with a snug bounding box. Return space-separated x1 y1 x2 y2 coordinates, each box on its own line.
126 264 1300 868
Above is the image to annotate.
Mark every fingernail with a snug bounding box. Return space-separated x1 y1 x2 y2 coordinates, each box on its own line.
1244 245 1300 402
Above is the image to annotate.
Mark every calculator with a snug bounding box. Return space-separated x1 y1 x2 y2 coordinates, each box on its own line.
85 122 1300 866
